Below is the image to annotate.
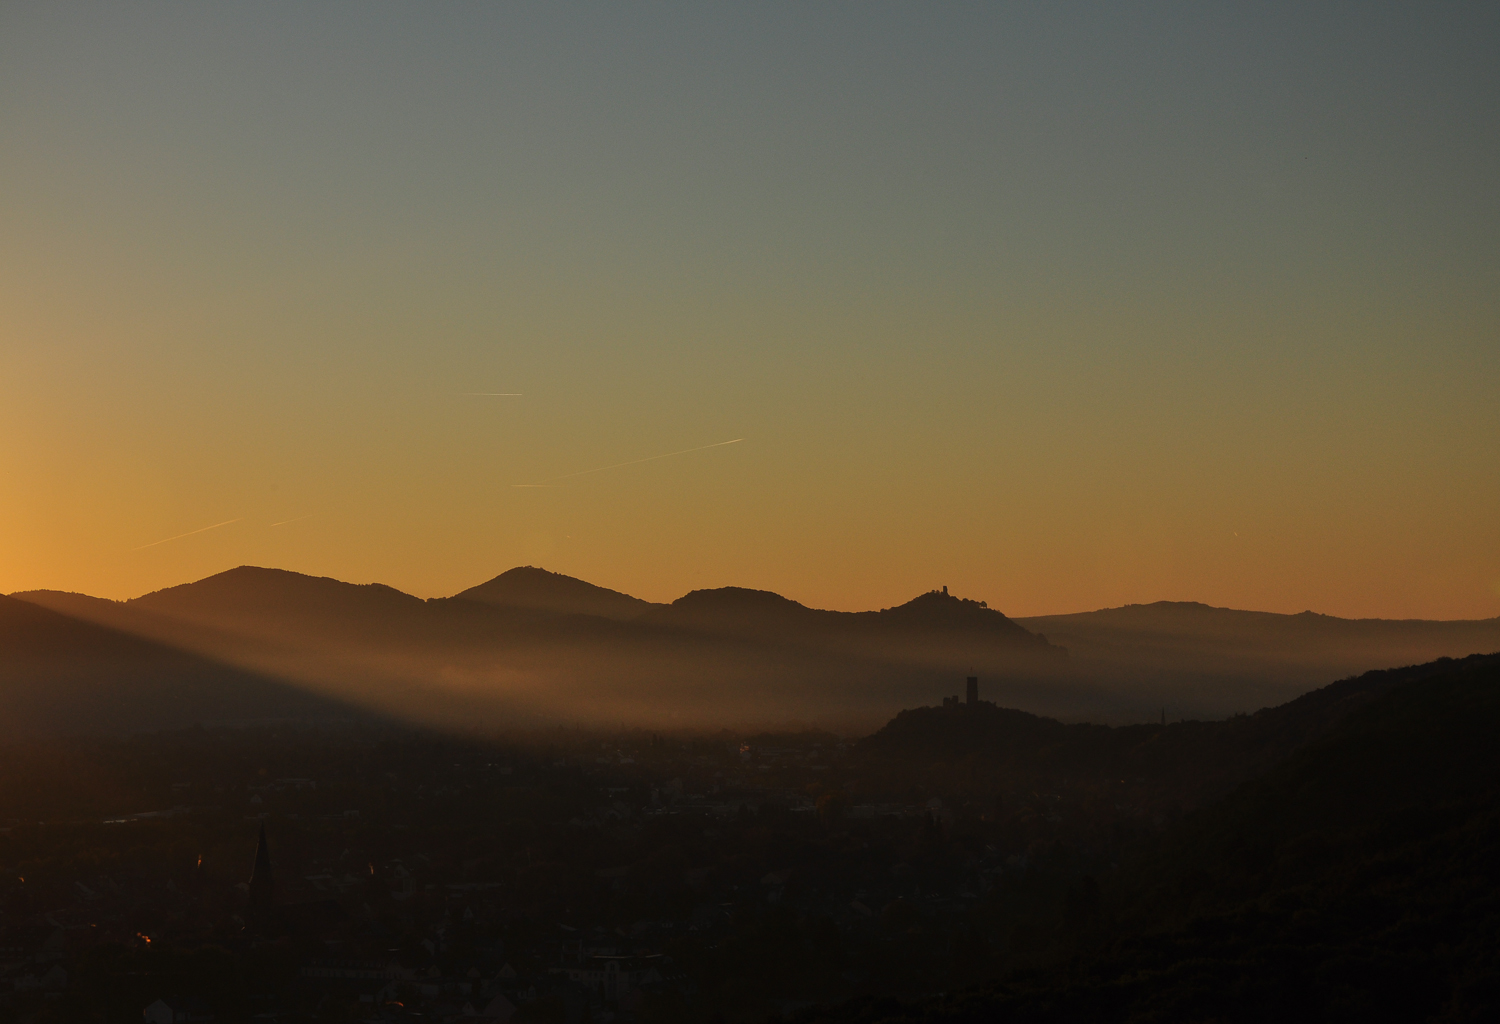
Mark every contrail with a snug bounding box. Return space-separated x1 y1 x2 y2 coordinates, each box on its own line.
514 438 744 487
461 392 522 396
132 518 242 551
270 513 318 527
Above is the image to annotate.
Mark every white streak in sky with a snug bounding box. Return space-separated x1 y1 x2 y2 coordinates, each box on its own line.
132 518 242 551
270 513 318 527
512 438 744 487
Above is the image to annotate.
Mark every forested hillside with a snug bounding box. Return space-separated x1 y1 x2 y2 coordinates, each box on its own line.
800 653 1500 1023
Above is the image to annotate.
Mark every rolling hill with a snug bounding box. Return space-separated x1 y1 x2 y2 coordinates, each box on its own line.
10 568 1499 734
10 568 1065 732
1018 599 1500 682
648 586 1056 649
453 565 657 620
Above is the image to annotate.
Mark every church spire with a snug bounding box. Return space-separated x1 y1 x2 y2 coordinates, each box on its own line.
248 823 274 911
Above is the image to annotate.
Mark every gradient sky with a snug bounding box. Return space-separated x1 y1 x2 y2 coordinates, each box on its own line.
2 2 1497 618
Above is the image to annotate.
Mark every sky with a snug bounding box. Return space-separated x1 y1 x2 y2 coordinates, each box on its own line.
2 2 1497 619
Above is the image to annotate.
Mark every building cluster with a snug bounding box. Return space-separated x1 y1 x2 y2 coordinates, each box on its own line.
941 676 986 708
0 677 1172 1023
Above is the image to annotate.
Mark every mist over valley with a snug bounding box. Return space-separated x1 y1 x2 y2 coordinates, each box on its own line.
7 566 1498 738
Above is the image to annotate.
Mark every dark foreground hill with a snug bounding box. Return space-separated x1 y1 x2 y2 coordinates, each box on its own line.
850 653 1449 811
802 653 1500 1024
0 653 1492 1021
0 594 362 735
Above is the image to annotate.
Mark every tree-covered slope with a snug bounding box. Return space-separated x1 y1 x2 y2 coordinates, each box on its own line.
800 653 1500 1024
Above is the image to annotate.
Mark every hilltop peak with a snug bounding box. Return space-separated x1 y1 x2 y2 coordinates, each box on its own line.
888 587 990 611
877 587 1036 633
453 567 654 621
671 587 809 612
132 566 419 609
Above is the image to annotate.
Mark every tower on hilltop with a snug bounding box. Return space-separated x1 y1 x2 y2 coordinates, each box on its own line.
966 676 979 706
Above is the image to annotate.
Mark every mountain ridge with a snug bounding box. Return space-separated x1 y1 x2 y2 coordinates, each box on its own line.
1018 597 1500 629
9 567 1500 732
647 585 1059 657
1017 599 1500 693
7 566 1064 732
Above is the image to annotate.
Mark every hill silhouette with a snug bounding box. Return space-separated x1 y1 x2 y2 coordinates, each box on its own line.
10 568 1499 733
1017 599 1500 696
453 565 656 620
11 568 1063 732
0 594 359 735
651 586 1052 645
645 586 1061 675
131 565 429 642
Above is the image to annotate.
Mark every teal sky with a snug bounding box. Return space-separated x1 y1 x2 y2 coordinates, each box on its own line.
2 3 1497 618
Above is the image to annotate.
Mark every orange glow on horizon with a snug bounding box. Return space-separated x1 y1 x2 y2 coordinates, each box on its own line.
1 6 1495 622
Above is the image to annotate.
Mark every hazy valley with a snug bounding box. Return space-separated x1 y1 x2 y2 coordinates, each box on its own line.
6 566 1499 738
4 569 1498 1021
